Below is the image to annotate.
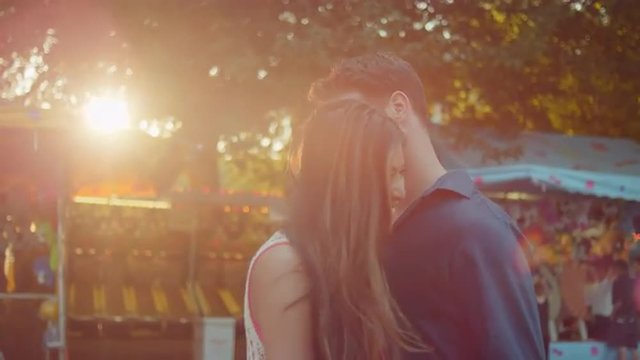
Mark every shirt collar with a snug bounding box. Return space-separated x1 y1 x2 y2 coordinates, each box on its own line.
393 170 475 229
421 170 475 200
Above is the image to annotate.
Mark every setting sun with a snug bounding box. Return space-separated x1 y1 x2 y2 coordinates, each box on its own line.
83 95 131 133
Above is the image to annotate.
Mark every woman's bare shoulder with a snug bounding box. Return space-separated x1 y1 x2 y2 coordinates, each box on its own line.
252 242 305 286
249 238 314 359
250 241 309 309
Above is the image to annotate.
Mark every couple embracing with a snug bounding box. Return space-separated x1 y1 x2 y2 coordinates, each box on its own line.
243 52 545 360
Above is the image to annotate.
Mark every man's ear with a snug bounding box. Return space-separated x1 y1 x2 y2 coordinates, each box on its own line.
385 91 411 132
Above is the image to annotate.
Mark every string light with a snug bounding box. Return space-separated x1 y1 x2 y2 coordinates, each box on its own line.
73 196 171 209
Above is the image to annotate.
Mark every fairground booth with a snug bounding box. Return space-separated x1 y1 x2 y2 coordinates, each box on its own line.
432 126 640 360
0 105 280 360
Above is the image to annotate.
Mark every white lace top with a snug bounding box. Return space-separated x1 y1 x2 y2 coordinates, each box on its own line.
244 231 290 360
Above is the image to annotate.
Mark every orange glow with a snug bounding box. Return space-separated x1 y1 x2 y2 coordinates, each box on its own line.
75 180 157 198
73 196 170 209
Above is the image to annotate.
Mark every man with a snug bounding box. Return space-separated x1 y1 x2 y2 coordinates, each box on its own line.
309 52 544 359
608 260 639 360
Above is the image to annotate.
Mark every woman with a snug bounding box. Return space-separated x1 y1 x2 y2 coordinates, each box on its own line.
244 100 426 359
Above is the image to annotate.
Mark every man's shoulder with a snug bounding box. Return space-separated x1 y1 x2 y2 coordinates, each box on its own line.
401 190 512 235
394 191 519 256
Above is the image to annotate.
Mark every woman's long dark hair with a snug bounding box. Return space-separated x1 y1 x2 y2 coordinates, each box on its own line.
285 100 426 359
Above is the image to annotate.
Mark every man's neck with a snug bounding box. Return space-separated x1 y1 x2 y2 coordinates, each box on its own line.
399 120 448 208
404 143 447 207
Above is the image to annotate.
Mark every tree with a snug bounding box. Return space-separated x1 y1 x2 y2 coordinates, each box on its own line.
2 0 639 191
217 109 292 193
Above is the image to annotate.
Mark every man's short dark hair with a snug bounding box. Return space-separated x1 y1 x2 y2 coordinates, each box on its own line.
308 52 428 124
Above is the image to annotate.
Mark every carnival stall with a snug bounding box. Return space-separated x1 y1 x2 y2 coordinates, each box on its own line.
0 111 67 360
63 181 279 360
0 105 280 360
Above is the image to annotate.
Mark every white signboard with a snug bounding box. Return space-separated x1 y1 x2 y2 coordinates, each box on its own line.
194 317 236 360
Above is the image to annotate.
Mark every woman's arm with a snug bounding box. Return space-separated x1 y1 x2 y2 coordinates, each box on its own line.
249 244 314 360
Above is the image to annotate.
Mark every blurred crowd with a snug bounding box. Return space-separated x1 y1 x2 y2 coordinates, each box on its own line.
502 197 640 356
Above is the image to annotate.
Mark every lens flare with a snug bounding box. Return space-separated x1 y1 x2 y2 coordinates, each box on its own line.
83 95 131 133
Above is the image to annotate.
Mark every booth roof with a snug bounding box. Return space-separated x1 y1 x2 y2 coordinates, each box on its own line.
431 126 640 201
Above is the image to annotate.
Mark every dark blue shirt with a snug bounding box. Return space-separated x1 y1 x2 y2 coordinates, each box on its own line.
385 171 545 360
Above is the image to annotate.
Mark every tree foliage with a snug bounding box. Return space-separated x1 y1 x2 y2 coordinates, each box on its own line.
1 0 639 190
2 0 639 137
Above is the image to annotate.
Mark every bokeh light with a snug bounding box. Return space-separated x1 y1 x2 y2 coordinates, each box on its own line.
138 116 182 138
